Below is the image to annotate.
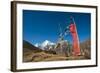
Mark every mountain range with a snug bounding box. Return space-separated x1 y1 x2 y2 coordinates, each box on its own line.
34 40 55 50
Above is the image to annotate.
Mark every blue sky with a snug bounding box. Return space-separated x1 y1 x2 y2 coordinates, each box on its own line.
23 10 91 44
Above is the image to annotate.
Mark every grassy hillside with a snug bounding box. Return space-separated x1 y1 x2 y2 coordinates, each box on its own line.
23 40 42 62
80 38 91 59
23 40 42 52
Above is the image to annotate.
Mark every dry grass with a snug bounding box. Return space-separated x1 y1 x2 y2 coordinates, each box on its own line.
23 51 87 62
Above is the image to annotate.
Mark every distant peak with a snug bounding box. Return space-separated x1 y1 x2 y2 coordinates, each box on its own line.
34 40 55 50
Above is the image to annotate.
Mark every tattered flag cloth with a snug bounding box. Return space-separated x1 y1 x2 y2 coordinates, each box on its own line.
69 17 81 56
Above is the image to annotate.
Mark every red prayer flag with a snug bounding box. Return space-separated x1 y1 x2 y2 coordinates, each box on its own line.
69 24 81 56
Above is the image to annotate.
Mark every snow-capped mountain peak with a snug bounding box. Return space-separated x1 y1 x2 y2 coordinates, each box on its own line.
41 40 55 47
34 40 55 50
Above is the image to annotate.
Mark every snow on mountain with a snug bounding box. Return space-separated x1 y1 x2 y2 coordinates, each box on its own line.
41 40 55 47
34 40 55 50
34 43 40 47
